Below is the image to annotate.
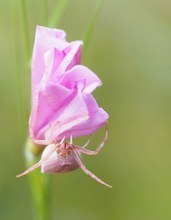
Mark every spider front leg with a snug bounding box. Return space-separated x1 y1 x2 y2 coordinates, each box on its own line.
16 160 42 178
30 132 56 146
74 151 112 188
82 136 91 148
32 139 57 146
16 137 65 177
75 123 108 156
70 135 91 148
30 122 61 146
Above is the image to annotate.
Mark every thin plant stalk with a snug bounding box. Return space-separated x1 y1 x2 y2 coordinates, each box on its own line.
82 0 105 56
13 4 26 132
13 0 30 129
49 0 69 28
25 139 51 220
19 0 31 61
41 0 48 25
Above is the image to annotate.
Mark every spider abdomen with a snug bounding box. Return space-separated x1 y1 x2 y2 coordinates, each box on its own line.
41 144 80 173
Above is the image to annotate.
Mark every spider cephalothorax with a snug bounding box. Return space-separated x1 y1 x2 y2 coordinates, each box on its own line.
56 142 75 157
17 124 112 188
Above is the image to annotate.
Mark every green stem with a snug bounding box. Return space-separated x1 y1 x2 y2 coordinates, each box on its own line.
13 3 25 131
41 0 48 25
19 0 31 61
82 0 105 56
25 139 51 220
49 0 69 28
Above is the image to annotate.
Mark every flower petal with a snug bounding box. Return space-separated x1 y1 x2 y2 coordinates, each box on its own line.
29 83 73 140
43 41 82 85
31 26 82 102
60 65 102 93
51 92 109 139
30 82 108 140
30 26 108 143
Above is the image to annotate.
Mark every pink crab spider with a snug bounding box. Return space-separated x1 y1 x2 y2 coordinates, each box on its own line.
17 123 112 188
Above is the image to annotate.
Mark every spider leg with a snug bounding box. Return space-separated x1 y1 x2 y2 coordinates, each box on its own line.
74 146 97 155
30 130 55 146
16 161 42 177
70 135 73 144
75 123 108 155
74 151 112 188
70 135 90 147
33 139 56 146
30 122 61 146
82 136 91 148
16 137 65 177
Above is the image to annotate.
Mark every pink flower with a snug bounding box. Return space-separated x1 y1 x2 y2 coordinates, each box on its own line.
30 26 108 141
17 26 111 188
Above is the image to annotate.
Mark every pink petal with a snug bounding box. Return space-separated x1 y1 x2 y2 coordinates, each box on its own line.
36 26 67 40
52 91 109 139
31 26 82 102
30 82 108 140
30 26 108 142
60 65 102 93
43 41 82 85
30 83 73 139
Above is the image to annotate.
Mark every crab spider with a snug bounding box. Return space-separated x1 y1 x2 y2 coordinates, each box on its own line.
17 123 112 188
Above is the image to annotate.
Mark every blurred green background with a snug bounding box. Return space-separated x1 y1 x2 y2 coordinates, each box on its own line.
1 0 171 219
